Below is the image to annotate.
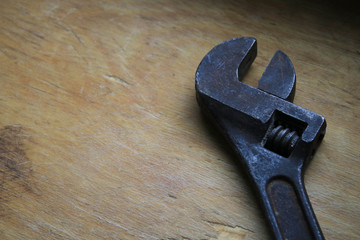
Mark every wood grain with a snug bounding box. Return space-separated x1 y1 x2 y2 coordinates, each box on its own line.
0 0 359 239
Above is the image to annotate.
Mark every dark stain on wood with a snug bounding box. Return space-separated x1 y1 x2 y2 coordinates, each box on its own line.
0 125 34 206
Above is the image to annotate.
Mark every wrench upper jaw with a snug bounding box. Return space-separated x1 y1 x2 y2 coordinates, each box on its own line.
195 37 257 106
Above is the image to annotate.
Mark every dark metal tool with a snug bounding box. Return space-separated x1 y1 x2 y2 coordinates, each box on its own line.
195 37 326 240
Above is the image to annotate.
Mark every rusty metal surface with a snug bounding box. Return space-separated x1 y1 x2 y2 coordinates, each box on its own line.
195 37 326 240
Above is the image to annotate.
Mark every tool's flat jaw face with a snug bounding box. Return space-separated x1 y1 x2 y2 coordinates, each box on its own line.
195 37 326 181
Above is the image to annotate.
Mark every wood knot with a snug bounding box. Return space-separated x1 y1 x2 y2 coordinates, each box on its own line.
0 125 34 204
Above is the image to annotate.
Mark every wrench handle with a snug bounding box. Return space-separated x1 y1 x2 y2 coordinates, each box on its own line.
260 177 325 240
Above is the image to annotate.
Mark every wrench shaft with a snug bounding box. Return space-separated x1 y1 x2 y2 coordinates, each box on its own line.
264 177 324 240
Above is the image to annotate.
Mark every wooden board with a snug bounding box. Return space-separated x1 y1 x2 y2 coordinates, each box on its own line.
1 0 359 239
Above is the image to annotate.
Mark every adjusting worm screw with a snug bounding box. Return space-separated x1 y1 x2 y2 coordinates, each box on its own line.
266 125 299 157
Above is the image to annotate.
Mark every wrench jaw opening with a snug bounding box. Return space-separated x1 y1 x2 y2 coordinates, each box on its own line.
195 37 327 240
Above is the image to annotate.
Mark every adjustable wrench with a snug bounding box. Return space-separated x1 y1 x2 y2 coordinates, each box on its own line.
195 37 326 240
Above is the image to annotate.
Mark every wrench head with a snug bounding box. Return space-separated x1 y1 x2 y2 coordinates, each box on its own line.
195 37 296 105
195 37 326 181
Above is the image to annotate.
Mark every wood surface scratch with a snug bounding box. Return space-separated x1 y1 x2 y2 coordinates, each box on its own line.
104 74 130 85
